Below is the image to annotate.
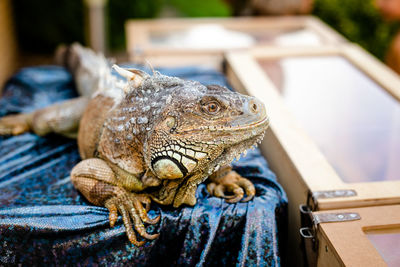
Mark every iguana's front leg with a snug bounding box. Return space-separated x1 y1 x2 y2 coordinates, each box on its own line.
151 166 255 207
207 165 256 203
148 172 204 208
70 158 160 246
0 96 88 138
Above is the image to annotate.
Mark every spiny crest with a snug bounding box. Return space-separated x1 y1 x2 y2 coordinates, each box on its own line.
112 64 208 98
106 65 212 140
105 70 181 137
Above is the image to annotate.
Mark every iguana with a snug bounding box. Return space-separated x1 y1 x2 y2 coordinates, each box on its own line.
0 44 269 246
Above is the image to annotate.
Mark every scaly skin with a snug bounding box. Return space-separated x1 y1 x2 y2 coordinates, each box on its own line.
0 44 269 245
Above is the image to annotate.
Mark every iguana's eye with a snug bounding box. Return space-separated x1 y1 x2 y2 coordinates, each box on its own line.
202 101 220 114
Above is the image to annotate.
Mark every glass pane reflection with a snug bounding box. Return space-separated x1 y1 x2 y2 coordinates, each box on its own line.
367 229 400 267
149 25 322 49
260 56 400 183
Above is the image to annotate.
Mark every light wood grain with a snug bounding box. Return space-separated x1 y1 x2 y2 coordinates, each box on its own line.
315 205 400 266
0 0 18 91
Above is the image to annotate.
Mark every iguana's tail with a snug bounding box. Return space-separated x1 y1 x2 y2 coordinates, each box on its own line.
0 44 114 138
55 43 116 97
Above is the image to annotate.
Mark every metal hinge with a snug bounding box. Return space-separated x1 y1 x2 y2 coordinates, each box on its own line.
299 204 360 266
307 189 357 210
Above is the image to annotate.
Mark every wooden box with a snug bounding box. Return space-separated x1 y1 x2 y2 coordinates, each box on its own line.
224 44 400 264
125 16 346 69
301 204 400 266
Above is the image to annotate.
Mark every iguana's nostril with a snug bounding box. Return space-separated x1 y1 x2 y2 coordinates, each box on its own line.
249 100 259 114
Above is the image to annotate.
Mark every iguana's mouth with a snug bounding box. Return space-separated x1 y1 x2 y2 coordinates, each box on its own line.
181 115 269 135
229 115 269 132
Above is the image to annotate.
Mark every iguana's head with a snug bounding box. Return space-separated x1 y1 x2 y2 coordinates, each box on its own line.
114 67 269 182
149 83 268 180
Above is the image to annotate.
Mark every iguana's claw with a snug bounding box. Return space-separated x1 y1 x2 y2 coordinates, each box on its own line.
105 192 160 246
0 113 31 135
207 171 256 203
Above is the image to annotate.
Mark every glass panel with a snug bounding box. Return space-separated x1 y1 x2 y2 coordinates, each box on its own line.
366 229 400 267
259 56 400 183
149 25 322 49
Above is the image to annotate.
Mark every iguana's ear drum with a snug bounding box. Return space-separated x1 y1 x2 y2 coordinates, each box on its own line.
152 157 186 179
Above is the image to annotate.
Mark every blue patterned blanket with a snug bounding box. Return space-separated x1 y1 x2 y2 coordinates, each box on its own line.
0 66 287 266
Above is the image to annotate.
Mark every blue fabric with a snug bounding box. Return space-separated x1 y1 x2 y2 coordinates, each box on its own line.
0 66 287 266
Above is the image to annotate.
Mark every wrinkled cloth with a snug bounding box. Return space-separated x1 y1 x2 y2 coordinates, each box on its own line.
0 66 287 266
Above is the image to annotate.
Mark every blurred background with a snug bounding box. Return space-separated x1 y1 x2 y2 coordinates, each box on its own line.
4 0 400 62
2 0 400 91
2 1 400 266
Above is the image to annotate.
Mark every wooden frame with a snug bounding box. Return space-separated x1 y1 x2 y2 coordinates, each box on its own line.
125 16 346 68
226 44 400 210
225 44 400 265
313 205 400 266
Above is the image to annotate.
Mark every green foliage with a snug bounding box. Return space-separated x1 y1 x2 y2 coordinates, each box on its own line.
313 0 400 60
168 0 230 17
108 0 163 50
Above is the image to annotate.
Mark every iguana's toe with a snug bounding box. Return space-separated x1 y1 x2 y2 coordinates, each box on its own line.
207 171 255 203
105 200 118 227
104 192 160 246
236 177 256 202
132 194 160 225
